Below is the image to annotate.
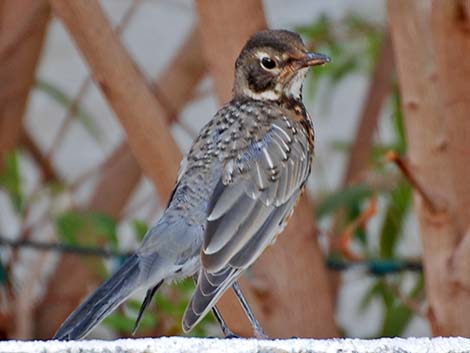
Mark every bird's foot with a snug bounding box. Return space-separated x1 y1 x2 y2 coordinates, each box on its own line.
224 333 241 339
254 329 269 340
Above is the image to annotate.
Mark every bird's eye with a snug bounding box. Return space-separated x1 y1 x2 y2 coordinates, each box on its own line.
260 57 276 70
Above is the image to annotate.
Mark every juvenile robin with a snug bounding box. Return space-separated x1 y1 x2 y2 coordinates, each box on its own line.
54 29 330 340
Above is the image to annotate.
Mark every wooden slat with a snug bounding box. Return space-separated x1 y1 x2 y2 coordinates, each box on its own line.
0 0 50 170
388 0 470 336
49 0 181 200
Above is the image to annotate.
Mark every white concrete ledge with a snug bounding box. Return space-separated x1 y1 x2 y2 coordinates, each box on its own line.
1 337 470 353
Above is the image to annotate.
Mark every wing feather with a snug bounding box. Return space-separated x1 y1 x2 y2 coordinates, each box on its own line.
207 182 245 221
202 118 310 270
182 114 312 333
204 193 257 254
202 199 273 272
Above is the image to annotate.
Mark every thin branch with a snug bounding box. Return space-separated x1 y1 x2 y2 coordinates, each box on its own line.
385 150 440 213
0 237 131 258
0 235 423 275
20 133 58 182
387 281 427 318
326 258 423 274
339 196 378 260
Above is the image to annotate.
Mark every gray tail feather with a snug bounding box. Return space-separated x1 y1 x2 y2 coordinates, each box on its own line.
53 254 142 340
182 268 240 333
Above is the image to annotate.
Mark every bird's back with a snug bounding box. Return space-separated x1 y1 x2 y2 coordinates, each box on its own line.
168 97 313 218
178 96 314 331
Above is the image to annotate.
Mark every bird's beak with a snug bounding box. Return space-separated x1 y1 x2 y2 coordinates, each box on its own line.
299 52 331 67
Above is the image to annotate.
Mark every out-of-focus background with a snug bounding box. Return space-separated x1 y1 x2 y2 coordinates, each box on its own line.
1 0 470 340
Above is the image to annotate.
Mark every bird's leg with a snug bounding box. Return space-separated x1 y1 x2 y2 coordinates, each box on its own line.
192 274 238 338
132 280 163 335
210 305 238 338
232 281 268 339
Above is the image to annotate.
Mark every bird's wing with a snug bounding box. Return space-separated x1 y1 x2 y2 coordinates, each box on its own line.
183 116 311 332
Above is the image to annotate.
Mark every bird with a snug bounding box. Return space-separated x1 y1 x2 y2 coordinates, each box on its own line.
53 29 330 340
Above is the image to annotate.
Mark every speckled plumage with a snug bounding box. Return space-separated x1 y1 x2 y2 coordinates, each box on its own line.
178 96 313 331
53 29 329 340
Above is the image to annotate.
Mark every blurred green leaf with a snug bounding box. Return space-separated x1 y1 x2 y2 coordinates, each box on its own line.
411 273 425 298
379 182 412 259
297 14 332 44
391 87 407 154
381 301 413 337
380 274 423 337
298 13 384 104
104 299 158 334
44 180 68 196
55 211 86 245
132 219 149 241
329 56 360 84
35 79 105 143
351 203 368 247
316 183 373 219
359 280 383 312
362 275 423 337
0 151 24 212
55 210 118 249
89 212 118 249
103 311 137 333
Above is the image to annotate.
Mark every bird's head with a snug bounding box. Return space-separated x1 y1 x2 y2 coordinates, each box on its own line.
233 29 330 102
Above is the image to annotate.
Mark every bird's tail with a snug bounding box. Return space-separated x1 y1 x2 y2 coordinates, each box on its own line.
53 254 145 340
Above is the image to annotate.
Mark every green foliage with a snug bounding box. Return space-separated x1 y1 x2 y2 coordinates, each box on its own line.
55 210 118 248
55 211 86 245
316 183 373 220
155 279 215 337
391 86 407 154
104 299 158 334
350 112 420 338
132 219 149 241
297 13 384 103
360 275 424 337
379 182 412 259
103 278 215 337
0 151 24 212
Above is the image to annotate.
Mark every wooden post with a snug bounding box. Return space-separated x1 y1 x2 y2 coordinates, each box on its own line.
388 0 470 335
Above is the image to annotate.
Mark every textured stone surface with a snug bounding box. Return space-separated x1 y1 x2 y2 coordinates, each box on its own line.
1 337 470 353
